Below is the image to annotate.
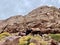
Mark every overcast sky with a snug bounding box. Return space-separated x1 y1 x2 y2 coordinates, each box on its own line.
0 0 60 19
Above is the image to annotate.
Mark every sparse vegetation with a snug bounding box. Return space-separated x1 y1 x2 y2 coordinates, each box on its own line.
18 35 49 45
0 32 59 45
0 32 11 40
49 34 60 41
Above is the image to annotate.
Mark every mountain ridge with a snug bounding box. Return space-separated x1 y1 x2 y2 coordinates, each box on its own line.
0 6 60 34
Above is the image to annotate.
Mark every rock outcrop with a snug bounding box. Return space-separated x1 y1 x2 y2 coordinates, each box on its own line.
0 15 26 33
0 36 20 45
25 6 60 34
0 6 60 34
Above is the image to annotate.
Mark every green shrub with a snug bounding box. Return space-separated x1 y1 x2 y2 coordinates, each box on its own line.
19 35 33 45
19 35 48 45
0 32 10 40
29 43 36 45
49 34 60 41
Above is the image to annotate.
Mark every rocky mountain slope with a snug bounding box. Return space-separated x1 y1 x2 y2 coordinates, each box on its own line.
0 6 60 34
0 6 60 45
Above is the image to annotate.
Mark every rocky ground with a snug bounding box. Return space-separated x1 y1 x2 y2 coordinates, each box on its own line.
0 6 60 45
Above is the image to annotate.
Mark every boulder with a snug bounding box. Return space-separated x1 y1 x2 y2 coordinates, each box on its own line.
0 36 20 45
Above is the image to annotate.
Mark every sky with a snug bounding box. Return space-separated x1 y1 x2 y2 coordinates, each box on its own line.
0 0 60 20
